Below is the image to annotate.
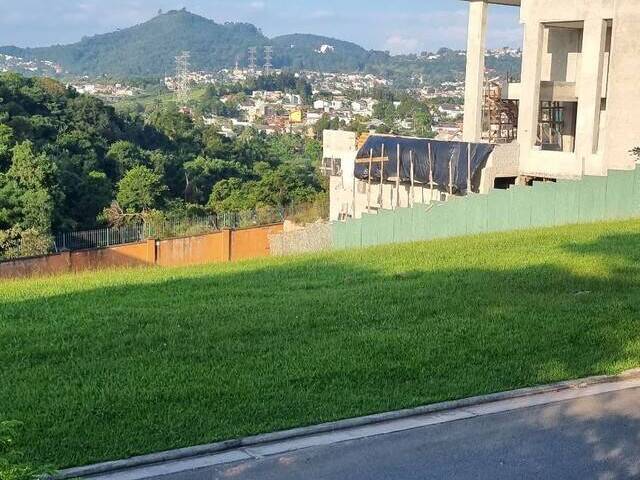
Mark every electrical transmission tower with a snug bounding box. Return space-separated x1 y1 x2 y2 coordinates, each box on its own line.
264 46 273 75
175 51 191 105
248 47 257 72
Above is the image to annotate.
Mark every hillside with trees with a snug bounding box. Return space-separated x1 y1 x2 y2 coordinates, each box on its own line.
0 10 521 86
1 10 267 78
0 73 325 259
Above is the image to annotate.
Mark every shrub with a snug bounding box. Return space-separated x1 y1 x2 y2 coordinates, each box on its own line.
285 193 329 226
0 228 52 261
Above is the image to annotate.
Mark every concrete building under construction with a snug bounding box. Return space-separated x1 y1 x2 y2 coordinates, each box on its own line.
463 0 640 180
325 0 640 222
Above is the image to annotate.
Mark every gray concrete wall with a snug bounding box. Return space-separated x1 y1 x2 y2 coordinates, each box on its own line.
479 143 521 193
603 0 640 171
324 130 358 221
269 222 332 256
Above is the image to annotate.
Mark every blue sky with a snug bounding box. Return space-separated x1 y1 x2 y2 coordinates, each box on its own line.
0 0 522 53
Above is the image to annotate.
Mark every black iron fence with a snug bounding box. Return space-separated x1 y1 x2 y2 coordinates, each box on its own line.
54 223 145 251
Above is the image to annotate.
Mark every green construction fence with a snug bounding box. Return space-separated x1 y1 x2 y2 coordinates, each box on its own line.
332 167 640 250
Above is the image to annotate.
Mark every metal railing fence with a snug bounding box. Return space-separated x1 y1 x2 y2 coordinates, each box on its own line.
52 207 289 252
54 223 145 251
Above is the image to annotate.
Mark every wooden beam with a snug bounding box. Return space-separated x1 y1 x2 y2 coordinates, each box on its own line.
355 156 390 164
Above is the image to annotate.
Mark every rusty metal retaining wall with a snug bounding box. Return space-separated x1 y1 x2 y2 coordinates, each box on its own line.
0 224 283 280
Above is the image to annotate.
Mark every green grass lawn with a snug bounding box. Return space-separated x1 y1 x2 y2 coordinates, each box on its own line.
3 219 640 469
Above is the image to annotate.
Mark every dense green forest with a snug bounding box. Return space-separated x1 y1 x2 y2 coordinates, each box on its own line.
0 10 521 86
0 73 325 258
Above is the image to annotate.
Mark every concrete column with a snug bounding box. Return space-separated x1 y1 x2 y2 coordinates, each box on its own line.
222 228 232 262
603 2 640 170
517 21 545 166
146 238 157 265
463 0 488 143
562 102 577 153
575 17 607 175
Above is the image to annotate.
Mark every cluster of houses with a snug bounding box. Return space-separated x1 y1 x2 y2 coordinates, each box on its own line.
204 88 383 137
162 68 394 137
210 90 307 136
0 53 63 76
304 71 391 93
71 82 140 98
205 85 465 140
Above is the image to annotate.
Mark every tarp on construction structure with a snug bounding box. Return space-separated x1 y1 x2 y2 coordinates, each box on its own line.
354 135 494 195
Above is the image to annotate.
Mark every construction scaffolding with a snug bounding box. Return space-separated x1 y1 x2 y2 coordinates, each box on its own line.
537 101 565 151
482 78 518 144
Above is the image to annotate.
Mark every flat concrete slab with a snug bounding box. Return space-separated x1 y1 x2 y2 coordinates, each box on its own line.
94 451 251 480
84 377 640 480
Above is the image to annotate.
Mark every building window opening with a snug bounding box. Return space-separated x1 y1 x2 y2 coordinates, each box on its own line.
524 177 557 187
494 177 517 190
536 101 577 152
543 22 584 83
321 158 342 177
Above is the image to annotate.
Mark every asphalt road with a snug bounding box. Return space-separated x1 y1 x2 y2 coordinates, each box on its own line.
150 388 640 480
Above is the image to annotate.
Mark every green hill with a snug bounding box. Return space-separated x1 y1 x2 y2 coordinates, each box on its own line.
0 10 521 83
271 33 375 72
0 9 268 77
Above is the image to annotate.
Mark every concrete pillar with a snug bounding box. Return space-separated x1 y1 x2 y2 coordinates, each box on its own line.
575 17 607 175
562 102 577 153
463 0 488 143
603 2 640 170
222 228 232 262
146 238 157 265
517 21 545 165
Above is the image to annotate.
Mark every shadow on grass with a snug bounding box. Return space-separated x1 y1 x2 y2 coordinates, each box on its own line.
2 230 640 469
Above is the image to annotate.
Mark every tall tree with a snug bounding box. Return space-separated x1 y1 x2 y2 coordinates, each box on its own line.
116 166 167 213
106 140 148 179
6 141 60 232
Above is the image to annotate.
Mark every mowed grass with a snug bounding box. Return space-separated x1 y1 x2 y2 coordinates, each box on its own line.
3 220 640 468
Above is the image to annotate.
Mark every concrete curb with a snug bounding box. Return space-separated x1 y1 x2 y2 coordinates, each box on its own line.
56 368 640 479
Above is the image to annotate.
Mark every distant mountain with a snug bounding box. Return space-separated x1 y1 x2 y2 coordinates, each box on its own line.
270 34 375 72
0 9 521 84
0 10 267 77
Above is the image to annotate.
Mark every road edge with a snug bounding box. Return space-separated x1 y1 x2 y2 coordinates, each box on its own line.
55 368 640 479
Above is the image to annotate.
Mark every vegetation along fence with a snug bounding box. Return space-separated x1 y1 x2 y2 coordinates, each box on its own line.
333 167 640 249
54 208 287 252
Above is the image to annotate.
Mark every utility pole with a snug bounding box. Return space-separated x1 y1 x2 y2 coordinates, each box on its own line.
264 46 273 75
248 47 257 73
175 51 191 106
